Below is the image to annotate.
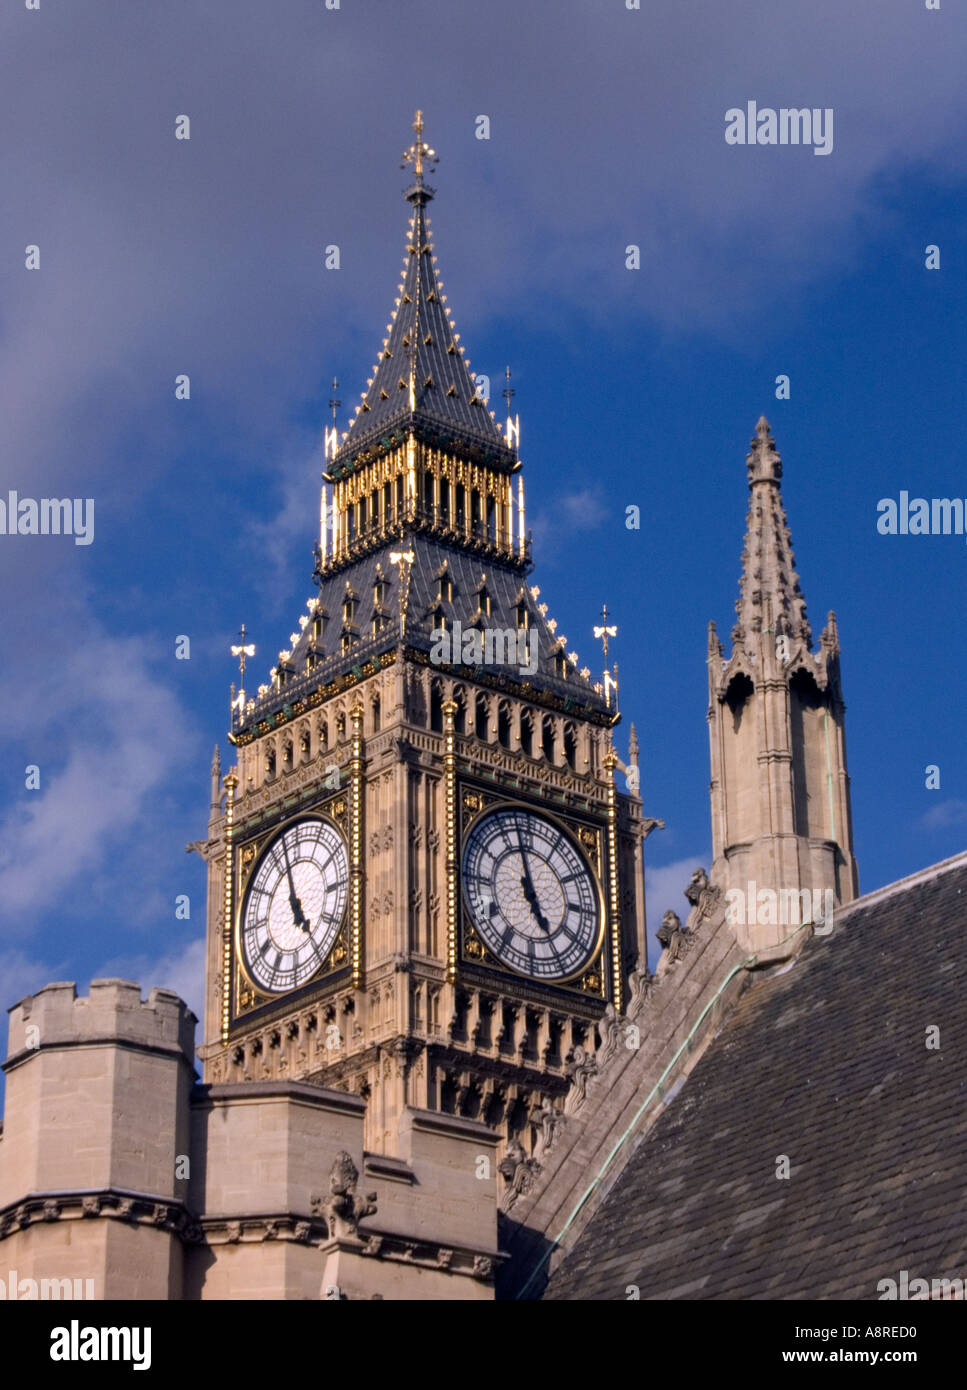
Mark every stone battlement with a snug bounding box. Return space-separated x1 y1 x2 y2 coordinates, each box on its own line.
4 980 196 1073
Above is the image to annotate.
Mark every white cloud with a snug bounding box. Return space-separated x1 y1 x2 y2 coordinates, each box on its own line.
243 435 325 610
919 799 967 831
95 935 206 1031
0 948 66 1013
530 487 608 556
0 626 197 924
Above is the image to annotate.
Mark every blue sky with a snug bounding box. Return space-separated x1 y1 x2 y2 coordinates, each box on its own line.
1 1 966 1060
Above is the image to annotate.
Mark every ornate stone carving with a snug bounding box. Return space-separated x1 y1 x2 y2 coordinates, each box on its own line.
564 1044 598 1114
498 1140 540 1211
656 909 689 970
532 1100 565 1158
627 960 653 1014
388 1035 423 1076
684 866 721 929
596 1003 622 1062
322 1152 378 1238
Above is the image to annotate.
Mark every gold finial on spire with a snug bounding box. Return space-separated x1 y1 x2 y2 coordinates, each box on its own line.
594 604 619 712
503 365 520 451
401 109 437 187
325 376 340 462
593 604 617 661
230 623 255 683
229 623 256 723
390 546 416 641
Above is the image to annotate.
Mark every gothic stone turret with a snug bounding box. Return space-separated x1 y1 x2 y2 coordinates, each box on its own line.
707 418 859 956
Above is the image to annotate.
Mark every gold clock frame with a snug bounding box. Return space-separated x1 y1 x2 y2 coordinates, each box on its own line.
230 808 352 1024
456 793 610 994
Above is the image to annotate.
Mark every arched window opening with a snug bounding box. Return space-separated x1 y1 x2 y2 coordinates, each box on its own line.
541 717 555 762
498 703 512 749
476 695 489 742
430 683 444 734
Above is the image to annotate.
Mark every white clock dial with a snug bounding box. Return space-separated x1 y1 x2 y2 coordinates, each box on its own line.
461 806 601 980
240 818 348 995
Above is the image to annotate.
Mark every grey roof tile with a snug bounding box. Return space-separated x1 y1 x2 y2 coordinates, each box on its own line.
543 861 967 1301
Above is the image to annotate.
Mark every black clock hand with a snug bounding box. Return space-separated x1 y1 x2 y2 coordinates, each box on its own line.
280 837 309 930
518 832 539 899
522 889 551 934
517 836 551 933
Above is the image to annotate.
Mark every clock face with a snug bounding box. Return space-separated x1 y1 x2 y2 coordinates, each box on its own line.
461 806 601 980
240 818 349 995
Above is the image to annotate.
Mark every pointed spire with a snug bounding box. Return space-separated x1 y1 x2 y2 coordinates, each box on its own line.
732 417 810 646
210 745 221 807
821 609 840 654
628 722 639 766
332 111 512 474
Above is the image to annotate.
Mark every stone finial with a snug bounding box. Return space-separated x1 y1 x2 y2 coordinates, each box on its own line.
707 620 723 660
746 415 782 485
821 609 840 654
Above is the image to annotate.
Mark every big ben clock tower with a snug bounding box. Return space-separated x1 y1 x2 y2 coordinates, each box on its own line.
198 113 657 1170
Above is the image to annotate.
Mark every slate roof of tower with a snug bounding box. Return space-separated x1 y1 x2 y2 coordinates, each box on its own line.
332 187 515 473
542 854 967 1300
234 533 610 737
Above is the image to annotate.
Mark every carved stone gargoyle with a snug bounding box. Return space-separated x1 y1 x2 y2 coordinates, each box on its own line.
656 909 688 968
684 866 721 929
314 1151 377 1239
498 1139 541 1212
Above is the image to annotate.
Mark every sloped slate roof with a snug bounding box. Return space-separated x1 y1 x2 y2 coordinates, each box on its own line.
543 857 967 1300
236 533 608 735
333 192 512 470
